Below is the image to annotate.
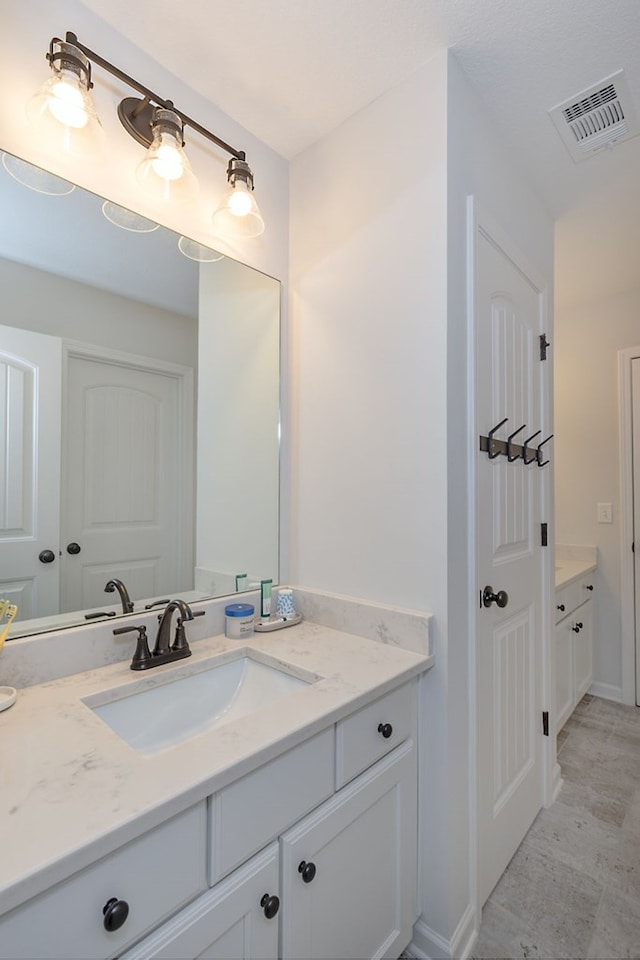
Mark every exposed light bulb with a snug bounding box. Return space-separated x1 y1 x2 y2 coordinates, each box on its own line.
27 41 104 160
47 74 89 128
227 181 253 217
136 108 198 204
211 157 265 240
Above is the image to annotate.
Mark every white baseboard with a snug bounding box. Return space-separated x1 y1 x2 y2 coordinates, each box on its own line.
549 761 563 806
589 680 622 702
410 905 476 960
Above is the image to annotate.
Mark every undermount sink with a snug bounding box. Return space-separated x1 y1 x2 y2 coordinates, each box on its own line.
83 655 316 755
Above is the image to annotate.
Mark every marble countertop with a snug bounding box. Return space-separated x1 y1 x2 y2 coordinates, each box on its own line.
0 620 432 916
555 559 597 590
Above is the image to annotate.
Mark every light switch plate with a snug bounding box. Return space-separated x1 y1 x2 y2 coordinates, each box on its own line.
597 502 613 523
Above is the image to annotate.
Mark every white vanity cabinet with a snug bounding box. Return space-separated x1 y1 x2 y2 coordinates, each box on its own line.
280 739 417 960
0 804 207 960
555 571 595 730
1 678 419 960
121 843 281 960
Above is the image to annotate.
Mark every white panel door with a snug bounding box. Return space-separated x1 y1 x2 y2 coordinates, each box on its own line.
0 324 61 619
475 225 545 905
61 354 185 613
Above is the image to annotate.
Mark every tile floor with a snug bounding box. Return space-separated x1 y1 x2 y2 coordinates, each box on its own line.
474 694 640 959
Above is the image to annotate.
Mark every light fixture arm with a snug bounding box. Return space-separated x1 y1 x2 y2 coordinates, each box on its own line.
57 31 246 161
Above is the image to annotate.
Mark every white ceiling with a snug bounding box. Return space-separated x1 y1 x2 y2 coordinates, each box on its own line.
79 0 640 308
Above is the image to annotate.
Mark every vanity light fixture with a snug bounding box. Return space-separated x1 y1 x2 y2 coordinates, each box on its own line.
29 32 265 237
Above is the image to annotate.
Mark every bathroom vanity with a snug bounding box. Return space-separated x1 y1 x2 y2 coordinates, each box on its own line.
0 615 432 959
555 548 596 730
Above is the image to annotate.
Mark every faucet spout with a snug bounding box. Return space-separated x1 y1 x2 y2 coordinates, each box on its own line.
104 578 134 614
154 599 194 657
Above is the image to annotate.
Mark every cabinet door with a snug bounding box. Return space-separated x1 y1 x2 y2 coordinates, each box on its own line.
555 619 574 731
574 600 593 701
280 740 417 960
121 844 279 960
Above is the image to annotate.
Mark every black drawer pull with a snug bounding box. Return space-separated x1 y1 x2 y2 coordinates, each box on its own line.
298 860 316 883
260 893 280 919
378 722 393 739
102 897 129 932
556 603 565 612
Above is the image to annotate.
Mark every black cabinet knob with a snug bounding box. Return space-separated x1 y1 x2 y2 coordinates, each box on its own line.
66 542 81 555
556 603 565 612
38 549 56 564
378 722 393 739
298 860 316 883
102 897 129 932
585 584 594 591
572 623 582 633
260 893 280 919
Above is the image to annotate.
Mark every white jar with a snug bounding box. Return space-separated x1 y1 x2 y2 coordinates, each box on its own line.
225 603 255 639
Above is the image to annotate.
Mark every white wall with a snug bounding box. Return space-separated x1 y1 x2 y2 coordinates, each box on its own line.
197 256 280 588
0 256 196 366
554 288 640 696
291 49 454 947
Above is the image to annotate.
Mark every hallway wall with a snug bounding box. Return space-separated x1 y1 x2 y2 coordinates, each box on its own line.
555 287 640 700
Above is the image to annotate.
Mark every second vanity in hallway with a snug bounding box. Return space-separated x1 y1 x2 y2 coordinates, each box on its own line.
0 592 432 960
555 545 597 730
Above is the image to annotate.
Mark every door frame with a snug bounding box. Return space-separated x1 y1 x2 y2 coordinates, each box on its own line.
466 196 557 919
60 339 195 598
617 345 640 705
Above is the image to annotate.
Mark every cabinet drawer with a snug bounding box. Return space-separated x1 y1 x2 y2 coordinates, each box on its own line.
555 582 581 623
0 803 207 960
336 680 416 788
209 728 334 885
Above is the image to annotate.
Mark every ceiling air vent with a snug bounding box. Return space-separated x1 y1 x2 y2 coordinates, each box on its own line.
549 70 639 162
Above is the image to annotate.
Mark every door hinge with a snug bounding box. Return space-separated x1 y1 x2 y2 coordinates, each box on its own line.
541 522 548 547
542 711 549 736
540 334 550 360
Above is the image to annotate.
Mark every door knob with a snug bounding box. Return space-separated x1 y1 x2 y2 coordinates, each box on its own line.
482 585 508 608
39 549 56 564
66 542 81 555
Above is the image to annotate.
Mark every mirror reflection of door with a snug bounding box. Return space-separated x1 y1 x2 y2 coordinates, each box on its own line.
0 323 194 624
0 325 61 619
61 351 193 614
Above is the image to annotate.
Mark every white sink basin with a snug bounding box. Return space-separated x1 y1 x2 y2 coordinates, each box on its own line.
84 655 315 754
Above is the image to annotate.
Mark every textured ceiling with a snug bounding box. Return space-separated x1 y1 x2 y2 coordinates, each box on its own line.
79 0 640 307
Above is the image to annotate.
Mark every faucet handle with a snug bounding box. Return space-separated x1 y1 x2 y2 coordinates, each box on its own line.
173 610 205 653
113 624 152 670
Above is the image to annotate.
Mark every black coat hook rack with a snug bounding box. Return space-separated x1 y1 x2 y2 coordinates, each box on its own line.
479 419 553 467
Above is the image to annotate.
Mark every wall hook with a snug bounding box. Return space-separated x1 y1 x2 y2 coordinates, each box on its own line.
487 418 508 459
536 434 553 467
522 430 541 465
507 424 526 462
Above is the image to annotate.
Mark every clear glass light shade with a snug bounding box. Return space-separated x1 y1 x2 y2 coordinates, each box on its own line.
212 180 265 239
27 43 105 160
136 110 198 204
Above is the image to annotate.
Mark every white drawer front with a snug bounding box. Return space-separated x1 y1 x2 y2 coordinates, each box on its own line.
555 582 581 622
336 680 416 789
209 727 334 885
0 803 207 960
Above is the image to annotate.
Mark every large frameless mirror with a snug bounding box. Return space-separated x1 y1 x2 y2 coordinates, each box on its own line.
0 151 280 640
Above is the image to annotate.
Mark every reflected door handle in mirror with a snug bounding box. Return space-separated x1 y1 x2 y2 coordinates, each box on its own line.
482 585 509 608
66 542 81 555
39 549 56 563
